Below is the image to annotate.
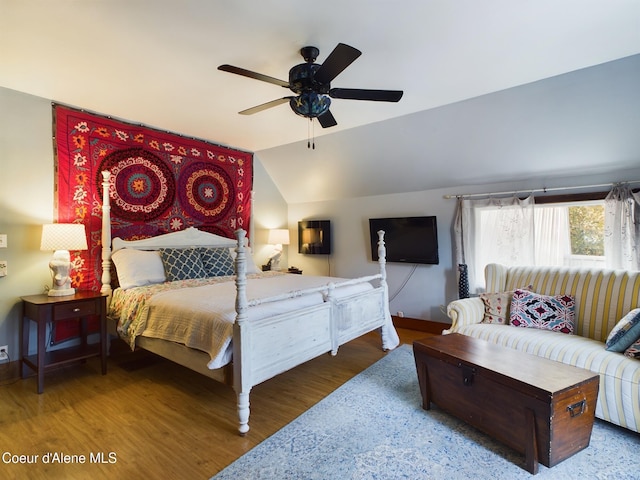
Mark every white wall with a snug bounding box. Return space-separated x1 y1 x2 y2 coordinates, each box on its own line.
285 168 640 323
287 190 454 322
0 86 288 361
0 87 55 361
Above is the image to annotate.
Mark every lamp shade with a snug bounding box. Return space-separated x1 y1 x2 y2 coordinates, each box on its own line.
40 223 88 251
267 229 290 246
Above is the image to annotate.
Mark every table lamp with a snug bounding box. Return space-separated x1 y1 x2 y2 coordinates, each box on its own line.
40 223 88 296
267 228 290 271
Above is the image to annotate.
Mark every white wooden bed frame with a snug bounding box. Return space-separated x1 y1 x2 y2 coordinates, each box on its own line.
99 171 399 434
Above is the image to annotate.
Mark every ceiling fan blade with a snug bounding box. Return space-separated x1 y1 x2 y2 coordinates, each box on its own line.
317 110 337 128
314 43 362 85
329 88 403 102
218 64 289 88
239 97 293 115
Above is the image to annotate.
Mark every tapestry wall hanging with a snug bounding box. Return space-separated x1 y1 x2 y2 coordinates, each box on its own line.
52 104 253 342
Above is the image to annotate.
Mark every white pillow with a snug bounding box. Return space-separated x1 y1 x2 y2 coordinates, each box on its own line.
228 246 260 274
111 248 166 289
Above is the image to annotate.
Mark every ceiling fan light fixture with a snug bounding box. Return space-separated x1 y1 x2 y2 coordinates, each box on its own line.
289 93 331 118
220 43 402 129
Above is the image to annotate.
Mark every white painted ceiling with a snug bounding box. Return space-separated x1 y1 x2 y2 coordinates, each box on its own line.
2 1 640 203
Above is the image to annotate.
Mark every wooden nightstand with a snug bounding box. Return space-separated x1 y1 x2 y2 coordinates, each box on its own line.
20 291 108 393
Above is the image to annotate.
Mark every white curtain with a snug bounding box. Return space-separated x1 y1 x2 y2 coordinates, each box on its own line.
457 195 535 293
604 185 640 270
534 205 572 266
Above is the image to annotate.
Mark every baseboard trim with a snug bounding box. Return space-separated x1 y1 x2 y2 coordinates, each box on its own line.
392 316 449 335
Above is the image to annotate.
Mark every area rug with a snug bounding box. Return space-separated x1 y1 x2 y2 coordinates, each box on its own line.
212 345 639 480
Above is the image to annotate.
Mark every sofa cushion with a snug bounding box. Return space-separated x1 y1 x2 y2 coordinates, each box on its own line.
480 284 533 325
510 289 575 334
480 291 512 325
606 308 640 353
625 339 640 359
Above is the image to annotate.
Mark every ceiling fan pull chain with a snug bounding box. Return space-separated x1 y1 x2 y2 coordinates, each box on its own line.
307 118 316 149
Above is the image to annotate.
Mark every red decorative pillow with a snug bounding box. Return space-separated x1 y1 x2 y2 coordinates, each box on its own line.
480 285 533 325
624 339 640 359
480 291 512 324
510 289 575 334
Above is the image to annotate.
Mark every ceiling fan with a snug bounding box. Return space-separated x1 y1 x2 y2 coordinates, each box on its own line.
218 43 403 128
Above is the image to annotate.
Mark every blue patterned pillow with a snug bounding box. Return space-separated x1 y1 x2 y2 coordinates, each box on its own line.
159 248 207 281
510 289 575 334
606 308 640 353
199 247 235 277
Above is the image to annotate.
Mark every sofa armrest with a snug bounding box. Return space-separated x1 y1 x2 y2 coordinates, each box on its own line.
443 297 485 334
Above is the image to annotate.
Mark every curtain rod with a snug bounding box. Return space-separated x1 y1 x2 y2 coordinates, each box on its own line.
443 180 640 199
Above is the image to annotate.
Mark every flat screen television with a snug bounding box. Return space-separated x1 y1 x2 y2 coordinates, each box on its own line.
298 220 331 254
369 216 439 265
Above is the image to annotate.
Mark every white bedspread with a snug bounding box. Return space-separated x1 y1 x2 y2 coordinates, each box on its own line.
111 273 373 369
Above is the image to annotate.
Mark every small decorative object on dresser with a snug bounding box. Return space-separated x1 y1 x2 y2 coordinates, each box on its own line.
21 291 107 393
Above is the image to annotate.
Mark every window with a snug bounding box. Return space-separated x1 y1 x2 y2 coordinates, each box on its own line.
458 187 640 294
534 200 605 268
466 193 608 292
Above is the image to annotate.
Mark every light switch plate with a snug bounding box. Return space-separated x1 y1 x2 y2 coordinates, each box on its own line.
0 260 7 277
0 234 6 248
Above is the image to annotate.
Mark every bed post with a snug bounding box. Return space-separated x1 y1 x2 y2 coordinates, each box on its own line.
100 171 112 296
377 230 400 350
233 228 251 435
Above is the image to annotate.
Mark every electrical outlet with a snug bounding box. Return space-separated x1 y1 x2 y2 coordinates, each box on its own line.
0 345 8 361
0 260 6 277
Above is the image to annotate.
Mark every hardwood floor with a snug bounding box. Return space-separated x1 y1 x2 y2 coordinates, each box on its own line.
0 328 431 480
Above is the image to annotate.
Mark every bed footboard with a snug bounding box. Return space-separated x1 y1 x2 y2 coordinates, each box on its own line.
231 229 399 435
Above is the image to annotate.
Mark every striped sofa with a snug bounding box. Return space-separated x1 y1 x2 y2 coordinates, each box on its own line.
445 263 640 433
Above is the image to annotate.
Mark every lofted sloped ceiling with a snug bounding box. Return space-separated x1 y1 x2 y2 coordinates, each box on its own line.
2 1 639 203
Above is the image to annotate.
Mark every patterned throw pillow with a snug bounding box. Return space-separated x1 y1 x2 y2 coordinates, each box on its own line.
199 247 235 277
605 308 640 353
480 291 512 324
480 285 533 325
159 248 207 281
624 338 640 359
510 289 575 334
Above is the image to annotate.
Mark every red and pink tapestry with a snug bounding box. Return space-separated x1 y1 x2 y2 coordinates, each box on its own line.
53 105 253 341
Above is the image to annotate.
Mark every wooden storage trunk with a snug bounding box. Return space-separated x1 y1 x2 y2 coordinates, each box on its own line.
413 334 599 474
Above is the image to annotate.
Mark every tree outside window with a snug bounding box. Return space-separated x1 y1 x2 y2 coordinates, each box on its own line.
569 205 604 256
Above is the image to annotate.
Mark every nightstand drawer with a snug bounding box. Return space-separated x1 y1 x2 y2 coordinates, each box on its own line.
53 300 97 320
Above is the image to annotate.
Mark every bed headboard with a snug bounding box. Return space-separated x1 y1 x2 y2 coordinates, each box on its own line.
100 170 248 295
111 227 237 252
